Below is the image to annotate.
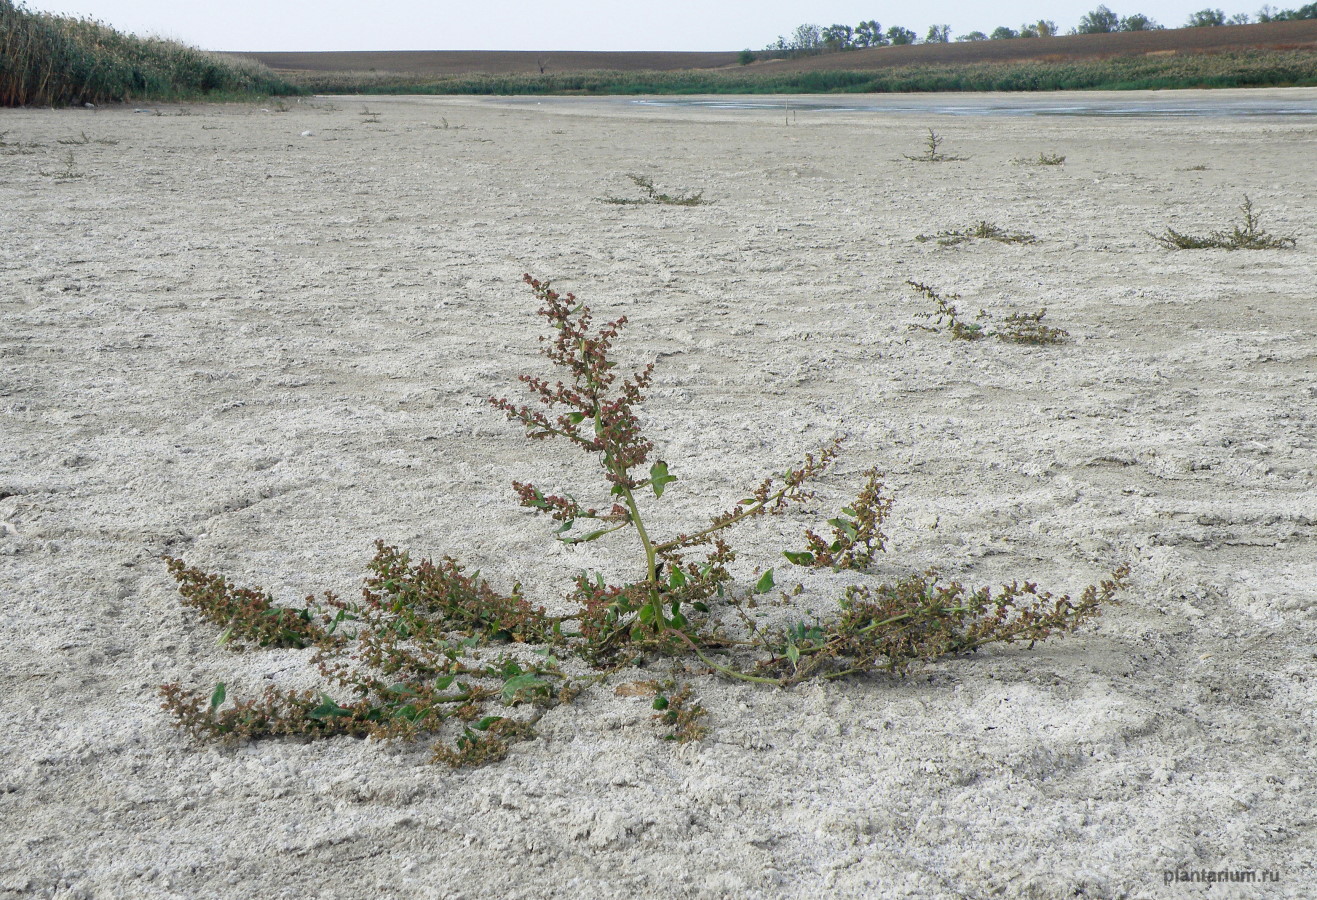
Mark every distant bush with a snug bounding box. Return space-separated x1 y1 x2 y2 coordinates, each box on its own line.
0 0 296 106
1258 4 1317 21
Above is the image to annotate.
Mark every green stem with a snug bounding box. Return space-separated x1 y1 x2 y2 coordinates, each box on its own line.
653 483 797 554
663 629 784 685
853 603 975 637
617 483 662 623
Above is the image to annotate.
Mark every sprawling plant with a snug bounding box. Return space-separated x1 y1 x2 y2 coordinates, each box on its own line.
1153 195 1297 250
160 274 1124 765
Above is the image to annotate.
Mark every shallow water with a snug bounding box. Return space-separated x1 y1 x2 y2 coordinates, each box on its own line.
630 94 1317 117
479 91 1317 118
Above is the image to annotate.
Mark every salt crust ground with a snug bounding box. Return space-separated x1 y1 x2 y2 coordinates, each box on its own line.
1 90 1314 899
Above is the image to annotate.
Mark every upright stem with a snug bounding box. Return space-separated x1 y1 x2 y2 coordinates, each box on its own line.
618 484 662 614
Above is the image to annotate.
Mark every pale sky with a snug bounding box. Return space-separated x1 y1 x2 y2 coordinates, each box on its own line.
28 1 1273 52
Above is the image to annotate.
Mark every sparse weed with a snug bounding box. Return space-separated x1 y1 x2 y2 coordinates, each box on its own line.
907 280 1069 345
1153 195 1296 250
57 131 117 146
903 128 967 162
917 220 1036 247
39 150 82 179
601 174 708 206
0 138 40 155
360 106 381 123
162 274 1117 766
1014 151 1066 166
907 281 987 341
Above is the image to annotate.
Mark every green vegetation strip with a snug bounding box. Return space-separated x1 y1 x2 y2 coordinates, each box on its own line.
298 50 1317 95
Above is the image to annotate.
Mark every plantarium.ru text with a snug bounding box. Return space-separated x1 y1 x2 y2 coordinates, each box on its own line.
160 274 1126 767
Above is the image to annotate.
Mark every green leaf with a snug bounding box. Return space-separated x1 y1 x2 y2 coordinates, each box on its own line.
474 716 504 731
649 461 678 498
209 682 226 710
828 518 859 538
652 696 669 711
754 569 776 594
692 601 709 613
502 673 549 701
841 507 857 517
309 695 352 720
434 674 456 691
566 412 586 424
783 550 814 566
786 643 801 666
637 604 657 625
216 626 233 646
560 527 612 544
668 566 687 588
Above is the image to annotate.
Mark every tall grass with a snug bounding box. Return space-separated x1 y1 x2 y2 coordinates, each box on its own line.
0 0 296 106
294 49 1317 95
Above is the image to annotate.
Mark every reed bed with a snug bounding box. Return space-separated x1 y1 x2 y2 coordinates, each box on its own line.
0 0 296 106
295 49 1317 96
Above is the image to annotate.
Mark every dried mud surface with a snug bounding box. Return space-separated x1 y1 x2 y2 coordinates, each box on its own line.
1 90 1315 899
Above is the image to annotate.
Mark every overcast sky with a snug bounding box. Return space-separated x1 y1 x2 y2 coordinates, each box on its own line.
27 1 1273 52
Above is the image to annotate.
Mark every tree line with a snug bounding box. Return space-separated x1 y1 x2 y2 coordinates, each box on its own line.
752 4 1317 59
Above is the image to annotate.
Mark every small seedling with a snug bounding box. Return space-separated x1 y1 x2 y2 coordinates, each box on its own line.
917 221 1036 247
903 129 967 162
161 274 1114 767
601 174 708 206
1153 195 1296 250
907 280 1069 345
652 682 708 742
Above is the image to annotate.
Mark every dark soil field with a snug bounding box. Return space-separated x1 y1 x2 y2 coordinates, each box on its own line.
236 19 1317 78
235 49 741 77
